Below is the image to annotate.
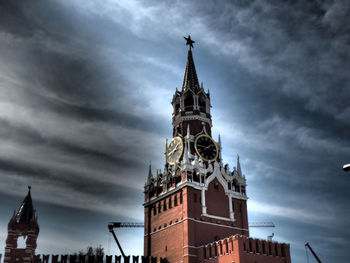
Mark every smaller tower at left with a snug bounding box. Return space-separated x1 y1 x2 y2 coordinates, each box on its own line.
4 186 39 263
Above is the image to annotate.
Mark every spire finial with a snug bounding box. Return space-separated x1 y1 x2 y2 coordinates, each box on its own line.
184 35 195 50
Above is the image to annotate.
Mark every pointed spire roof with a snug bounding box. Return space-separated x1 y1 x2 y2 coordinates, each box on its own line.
237 154 242 177
147 161 153 185
15 186 35 224
182 36 200 93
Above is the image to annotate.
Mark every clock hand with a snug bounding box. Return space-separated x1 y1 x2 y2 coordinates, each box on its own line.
168 148 177 155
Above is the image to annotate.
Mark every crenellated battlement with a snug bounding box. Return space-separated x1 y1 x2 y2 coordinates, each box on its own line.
200 234 291 263
2 254 168 263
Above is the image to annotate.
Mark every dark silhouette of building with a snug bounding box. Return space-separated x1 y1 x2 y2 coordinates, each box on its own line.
4 186 39 263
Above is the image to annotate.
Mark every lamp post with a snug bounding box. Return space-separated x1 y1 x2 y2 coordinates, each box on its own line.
343 164 350 172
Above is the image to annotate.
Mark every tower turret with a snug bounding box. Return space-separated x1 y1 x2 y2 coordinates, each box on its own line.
4 186 39 263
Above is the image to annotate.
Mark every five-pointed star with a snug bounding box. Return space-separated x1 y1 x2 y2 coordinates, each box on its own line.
184 35 195 49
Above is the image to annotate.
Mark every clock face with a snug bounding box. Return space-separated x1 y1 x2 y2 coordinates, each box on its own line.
194 134 218 162
166 136 184 165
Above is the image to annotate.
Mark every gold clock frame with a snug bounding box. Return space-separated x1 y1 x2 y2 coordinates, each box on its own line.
194 134 219 162
166 136 184 165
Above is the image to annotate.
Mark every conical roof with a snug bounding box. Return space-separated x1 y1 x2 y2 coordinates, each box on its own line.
15 186 35 224
182 49 200 93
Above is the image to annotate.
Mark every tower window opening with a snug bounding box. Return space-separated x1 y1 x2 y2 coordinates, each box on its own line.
175 103 180 114
219 242 223 255
175 175 181 185
256 240 259 253
275 244 278 257
214 243 218 256
268 242 272 255
194 193 197 202
184 94 194 111
249 239 252 252
158 203 161 213
153 206 156 216
225 241 228 253
169 197 172 208
180 191 183 204
163 200 167 211
232 200 235 211
174 195 178 206
281 245 285 257
262 241 266 254
156 187 162 196
198 96 206 112
203 247 207 259
209 245 212 258
193 172 200 182
17 236 26 248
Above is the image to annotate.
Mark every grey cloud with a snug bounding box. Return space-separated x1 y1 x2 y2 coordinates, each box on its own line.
0 0 350 262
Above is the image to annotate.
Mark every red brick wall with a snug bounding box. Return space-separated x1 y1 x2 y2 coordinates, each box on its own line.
144 188 187 262
200 235 291 263
205 179 230 219
144 185 251 263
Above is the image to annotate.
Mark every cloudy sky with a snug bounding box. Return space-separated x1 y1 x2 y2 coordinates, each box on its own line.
0 0 349 262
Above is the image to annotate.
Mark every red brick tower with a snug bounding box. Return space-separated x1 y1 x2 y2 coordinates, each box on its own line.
4 186 39 263
144 36 249 263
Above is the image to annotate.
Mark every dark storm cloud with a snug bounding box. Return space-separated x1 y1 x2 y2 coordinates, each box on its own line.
0 0 349 261
0 0 168 223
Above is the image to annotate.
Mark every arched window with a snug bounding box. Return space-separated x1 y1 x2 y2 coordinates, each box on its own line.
184 94 194 111
198 95 206 111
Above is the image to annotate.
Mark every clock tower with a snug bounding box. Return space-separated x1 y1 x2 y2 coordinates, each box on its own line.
144 36 248 263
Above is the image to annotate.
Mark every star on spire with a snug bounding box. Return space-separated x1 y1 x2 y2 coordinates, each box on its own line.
184 35 195 49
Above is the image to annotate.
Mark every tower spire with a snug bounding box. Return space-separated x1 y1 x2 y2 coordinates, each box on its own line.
15 186 35 224
147 161 153 185
182 35 200 93
237 154 242 177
